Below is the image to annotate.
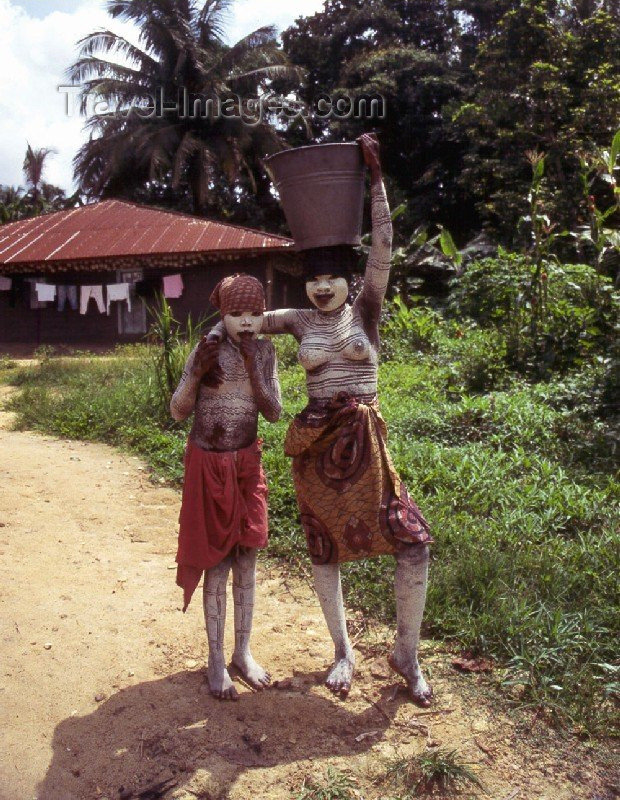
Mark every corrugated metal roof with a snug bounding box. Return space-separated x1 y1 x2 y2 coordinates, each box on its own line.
0 199 293 265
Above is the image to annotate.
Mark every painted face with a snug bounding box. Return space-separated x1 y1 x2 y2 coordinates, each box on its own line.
305 274 349 312
223 310 263 342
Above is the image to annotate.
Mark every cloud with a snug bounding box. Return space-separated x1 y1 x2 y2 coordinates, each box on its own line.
0 0 141 193
0 0 325 195
224 0 325 44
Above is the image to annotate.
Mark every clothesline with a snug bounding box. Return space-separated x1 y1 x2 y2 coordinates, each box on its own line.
0 273 184 314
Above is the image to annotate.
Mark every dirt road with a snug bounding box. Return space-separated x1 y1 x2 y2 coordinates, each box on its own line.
0 393 613 799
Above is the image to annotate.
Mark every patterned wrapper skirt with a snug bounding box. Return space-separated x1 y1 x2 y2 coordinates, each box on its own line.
284 392 433 565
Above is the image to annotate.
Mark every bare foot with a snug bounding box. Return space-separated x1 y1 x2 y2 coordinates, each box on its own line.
207 659 239 701
388 652 433 707
325 656 355 698
231 652 271 690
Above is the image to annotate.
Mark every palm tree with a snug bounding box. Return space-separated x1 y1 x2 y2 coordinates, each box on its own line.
0 147 73 223
0 185 26 223
68 0 305 216
23 144 57 208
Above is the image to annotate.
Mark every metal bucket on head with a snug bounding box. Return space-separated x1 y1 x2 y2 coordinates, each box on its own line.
264 142 365 251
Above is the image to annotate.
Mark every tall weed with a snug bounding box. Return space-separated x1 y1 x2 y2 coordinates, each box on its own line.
147 293 214 419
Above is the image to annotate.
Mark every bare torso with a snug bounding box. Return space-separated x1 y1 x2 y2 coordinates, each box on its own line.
263 302 379 403
170 338 281 450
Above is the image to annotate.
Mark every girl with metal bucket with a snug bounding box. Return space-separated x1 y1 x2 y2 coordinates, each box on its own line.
209 134 433 705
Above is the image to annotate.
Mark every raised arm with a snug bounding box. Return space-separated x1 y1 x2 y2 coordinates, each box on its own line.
238 338 282 422
354 134 393 327
170 339 220 421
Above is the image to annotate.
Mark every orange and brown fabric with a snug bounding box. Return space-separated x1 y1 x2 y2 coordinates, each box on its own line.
284 392 433 564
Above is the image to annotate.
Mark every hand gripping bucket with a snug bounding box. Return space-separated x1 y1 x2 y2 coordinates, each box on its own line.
264 142 366 251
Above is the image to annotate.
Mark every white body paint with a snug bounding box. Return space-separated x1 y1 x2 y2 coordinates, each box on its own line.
223 310 263 341
305 275 349 313
171 315 281 699
209 179 432 704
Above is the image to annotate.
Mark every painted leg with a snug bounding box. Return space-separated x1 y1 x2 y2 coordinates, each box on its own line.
312 563 355 697
231 547 271 690
390 544 433 706
203 555 238 700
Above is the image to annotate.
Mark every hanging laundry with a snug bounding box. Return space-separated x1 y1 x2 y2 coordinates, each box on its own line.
0 276 11 291
35 283 57 303
105 282 132 315
163 273 183 299
57 285 78 312
27 278 47 309
79 285 105 315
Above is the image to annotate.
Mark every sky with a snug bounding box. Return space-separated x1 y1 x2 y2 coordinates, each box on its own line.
0 0 325 194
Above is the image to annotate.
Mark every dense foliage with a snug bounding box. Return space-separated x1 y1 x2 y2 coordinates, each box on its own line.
278 0 620 245
446 253 618 376
56 0 620 246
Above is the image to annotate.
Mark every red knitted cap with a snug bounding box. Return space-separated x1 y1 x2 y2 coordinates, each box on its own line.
209 273 266 316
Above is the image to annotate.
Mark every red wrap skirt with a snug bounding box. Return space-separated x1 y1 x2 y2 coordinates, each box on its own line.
175 438 268 611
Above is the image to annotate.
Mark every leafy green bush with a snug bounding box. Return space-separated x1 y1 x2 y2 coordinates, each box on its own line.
271 333 299 369
447 252 619 376
0 355 16 372
438 325 509 393
380 295 443 360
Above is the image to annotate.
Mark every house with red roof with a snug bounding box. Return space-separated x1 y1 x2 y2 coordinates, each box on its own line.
0 200 302 346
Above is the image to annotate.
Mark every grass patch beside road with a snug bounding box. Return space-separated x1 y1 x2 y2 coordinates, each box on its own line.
2 347 618 735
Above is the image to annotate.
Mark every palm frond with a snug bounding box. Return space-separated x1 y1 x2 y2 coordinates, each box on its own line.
197 0 235 46
74 78 156 115
205 135 240 184
67 56 152 86
228 25 278 52
204 27 294 84
23 145 57 191
227 64 306 86
70 30 158 75
171 131 203 187
106 1 135 21
74 115 176 196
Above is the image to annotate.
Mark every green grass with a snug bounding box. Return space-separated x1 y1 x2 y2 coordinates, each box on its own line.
296 767 358 800
382 749 484 798
2 343 618 735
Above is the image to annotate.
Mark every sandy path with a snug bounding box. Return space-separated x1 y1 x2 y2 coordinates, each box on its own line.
0 400 613 800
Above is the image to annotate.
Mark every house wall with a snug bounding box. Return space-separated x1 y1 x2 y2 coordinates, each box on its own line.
0 256 306 346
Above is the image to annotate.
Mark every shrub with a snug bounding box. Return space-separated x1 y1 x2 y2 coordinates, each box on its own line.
447 253 619 376
437 325 509 393
271 333 299 369
380 295 443 360
147 293 214 418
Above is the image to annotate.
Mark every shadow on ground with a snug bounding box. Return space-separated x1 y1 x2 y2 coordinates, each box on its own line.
37 668 405 799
